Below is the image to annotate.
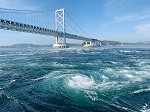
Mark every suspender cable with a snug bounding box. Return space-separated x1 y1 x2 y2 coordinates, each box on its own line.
65 11 91 38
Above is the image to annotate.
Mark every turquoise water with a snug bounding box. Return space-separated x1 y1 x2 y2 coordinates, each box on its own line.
0 46 150 112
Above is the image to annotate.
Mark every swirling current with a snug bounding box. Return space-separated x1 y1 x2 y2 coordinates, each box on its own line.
0 46 150 112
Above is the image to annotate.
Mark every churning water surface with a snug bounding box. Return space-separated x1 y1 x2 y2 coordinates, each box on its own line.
0 46 150 112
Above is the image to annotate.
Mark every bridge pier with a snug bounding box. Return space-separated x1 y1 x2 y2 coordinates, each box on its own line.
53 43 68 48
53 8 68 48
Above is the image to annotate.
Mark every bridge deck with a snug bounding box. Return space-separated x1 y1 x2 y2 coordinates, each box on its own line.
0 19 93 41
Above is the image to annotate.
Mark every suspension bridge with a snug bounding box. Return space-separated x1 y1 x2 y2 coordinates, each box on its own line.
0 8 101 48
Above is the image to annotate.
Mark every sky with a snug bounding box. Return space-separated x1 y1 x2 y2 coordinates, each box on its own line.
0 0 150 45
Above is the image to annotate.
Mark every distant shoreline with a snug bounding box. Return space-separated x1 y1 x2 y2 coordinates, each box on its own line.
0 41 150 48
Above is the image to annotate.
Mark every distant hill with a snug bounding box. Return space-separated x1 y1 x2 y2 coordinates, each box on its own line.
0 43 81 48
101 40 122 46
0 44 52 48
100 40 150 46
0 41 150 48
121 41 150 46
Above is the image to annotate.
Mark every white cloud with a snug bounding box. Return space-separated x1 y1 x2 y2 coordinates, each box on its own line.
135 23 150 33
114 15 138 22
134 23 150 40
114 14 150 23
104 0 150 26
105 0 126 11
104 0 129 17
100 14 150 28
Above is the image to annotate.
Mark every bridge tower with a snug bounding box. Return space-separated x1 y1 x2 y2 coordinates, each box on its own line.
53 8 68 48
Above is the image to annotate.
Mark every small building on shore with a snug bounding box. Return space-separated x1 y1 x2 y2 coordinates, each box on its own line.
82 39 101 47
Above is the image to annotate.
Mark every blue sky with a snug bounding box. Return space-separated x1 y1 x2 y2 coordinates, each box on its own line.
0 0 150 45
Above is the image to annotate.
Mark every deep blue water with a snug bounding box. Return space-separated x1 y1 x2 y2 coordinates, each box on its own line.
0 46 150 112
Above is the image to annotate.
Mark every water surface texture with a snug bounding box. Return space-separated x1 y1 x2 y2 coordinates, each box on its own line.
0 46 150 112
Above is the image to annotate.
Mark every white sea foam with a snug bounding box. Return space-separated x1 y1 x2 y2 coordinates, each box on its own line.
28 63 38 67
32 69 78 82
125 74 134 78
52 62 76 68
52 62 65 67
119 69 130 73
0 55 5 57
105 68 113 72
66 74 95 89
101 75 108 82
132 88 150 94
84 90 98 101
123 73 142 82
120 50 142 53
96 81 118 90
118 69 144 82
111 61 120 65
134 77 142 82
10 80 16 83
141 103 150 112
135 71 149 76
31 72 57 81
31 76 49 81
120 50 133 53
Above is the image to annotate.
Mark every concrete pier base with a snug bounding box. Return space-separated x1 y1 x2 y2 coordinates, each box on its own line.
53 44 69 48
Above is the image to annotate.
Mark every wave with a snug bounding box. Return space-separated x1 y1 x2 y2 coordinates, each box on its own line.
132 88 150 94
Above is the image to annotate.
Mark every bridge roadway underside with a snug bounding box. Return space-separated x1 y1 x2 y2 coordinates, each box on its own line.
0 19 92 41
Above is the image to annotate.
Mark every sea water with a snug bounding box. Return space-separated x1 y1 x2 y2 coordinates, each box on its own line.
0 46 150 112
